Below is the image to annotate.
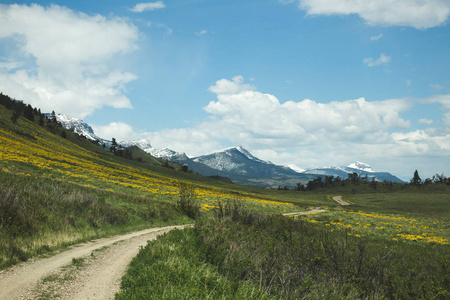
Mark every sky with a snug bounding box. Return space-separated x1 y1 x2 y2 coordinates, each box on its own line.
1 0 450 181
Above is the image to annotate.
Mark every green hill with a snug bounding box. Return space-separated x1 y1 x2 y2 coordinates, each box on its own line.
0 94 302 268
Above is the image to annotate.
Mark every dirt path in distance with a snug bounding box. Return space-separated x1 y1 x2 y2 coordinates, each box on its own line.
283 207 326 216
332 195 350 205
0 224 189 300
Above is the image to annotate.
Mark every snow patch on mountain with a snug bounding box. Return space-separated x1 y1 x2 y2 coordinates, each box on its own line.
146 148 189 161
119 139 152 152
347 161 374 172
55 114 101 141
288 164 306 173
212 146 268 164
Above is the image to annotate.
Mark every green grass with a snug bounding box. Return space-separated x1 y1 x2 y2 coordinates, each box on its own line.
0 171 190 269
117 227 273 300
118 205 450 299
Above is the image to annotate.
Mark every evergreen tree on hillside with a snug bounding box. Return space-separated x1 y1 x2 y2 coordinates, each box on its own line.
110 138 117 153
410 170 422 186
24 104 34 121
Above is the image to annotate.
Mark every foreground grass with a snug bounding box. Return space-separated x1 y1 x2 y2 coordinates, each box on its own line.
117 227 272 300
0 171 190 269
118 203 450 299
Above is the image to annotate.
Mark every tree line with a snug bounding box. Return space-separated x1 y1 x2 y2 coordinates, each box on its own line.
275 170 449 191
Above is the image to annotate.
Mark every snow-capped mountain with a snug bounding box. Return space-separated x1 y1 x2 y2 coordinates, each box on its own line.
119 139 152 152
146 148 189 161
192 146 298 178
55 114 102 141
288 164 306 173
302 162 404 183
347 161 373 172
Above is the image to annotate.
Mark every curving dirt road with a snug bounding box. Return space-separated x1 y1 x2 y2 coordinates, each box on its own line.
0 224 189 300
332 195 350 205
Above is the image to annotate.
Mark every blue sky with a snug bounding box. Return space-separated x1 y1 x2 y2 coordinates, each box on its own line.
1 0 450 180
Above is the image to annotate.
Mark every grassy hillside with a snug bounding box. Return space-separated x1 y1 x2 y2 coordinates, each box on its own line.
0 98 303 269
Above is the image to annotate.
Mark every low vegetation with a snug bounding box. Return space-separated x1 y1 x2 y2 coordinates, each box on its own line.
0 171 189 269
118 201 450 299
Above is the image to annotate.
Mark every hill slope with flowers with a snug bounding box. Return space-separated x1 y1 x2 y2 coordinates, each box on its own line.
0 94 303 269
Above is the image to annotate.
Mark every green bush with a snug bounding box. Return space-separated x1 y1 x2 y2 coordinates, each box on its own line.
177 181 200 220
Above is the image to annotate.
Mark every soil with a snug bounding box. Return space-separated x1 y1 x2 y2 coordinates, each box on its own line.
332 195 350 205
0 225 189 299
282 207 326 216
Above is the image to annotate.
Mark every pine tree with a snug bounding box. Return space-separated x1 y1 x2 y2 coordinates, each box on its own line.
110 138 117 153
410 170 422 186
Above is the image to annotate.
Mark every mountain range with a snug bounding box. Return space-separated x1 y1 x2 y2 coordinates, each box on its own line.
55 114 405 188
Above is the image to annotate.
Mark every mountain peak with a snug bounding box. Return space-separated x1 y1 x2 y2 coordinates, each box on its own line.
120 139 152 151
55 114 100 141
218 146 266 163
288 164 306 173
347 161 373 172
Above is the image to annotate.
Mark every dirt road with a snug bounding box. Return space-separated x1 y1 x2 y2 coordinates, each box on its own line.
0 224 189 299
282 207 326 216
332 195 350 205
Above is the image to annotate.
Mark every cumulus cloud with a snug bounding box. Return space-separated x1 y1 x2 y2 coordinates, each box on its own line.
363 54 391 67
130 2 166 13
0 4 138 118
295 0 450 29
92 122 139 142
208 75 255 95
204 77 411 149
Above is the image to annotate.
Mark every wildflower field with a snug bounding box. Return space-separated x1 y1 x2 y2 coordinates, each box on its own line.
0 106 298 214
302 209 449 245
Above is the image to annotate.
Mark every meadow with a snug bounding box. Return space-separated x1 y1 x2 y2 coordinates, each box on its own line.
0 99 449 299
118 199 450 299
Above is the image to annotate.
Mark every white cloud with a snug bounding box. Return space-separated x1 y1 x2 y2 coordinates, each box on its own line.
130 2 166 13
208 75 255 95
419 119 434 125
422 94 450 110
363 53 391 67
371 33 383 41
204 77 411 147
0 60 22 71
295 0 450 29
444 112 450 127
0 4 138 118
92 122 139 141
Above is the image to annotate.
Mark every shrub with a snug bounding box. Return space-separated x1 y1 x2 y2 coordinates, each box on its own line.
177 181 200 220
